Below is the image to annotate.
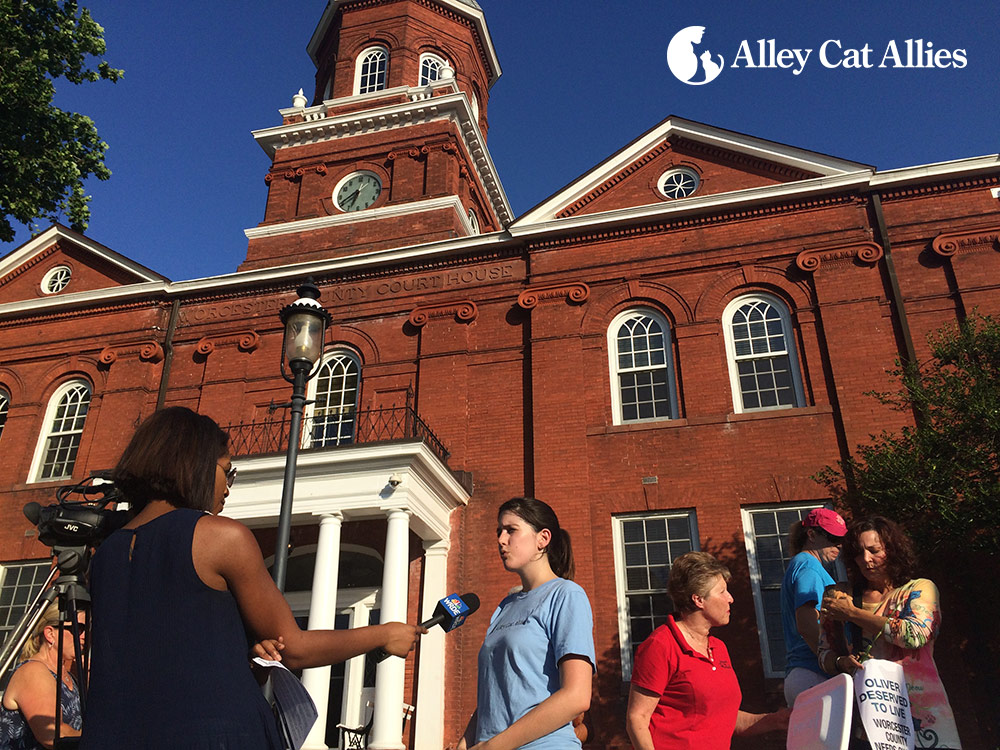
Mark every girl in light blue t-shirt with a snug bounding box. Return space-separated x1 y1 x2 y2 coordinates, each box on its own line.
455 498 595 750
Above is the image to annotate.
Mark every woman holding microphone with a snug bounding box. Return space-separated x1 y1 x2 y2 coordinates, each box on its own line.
80 407 423 750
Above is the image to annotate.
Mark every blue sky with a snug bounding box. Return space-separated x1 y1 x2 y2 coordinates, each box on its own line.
8 0 999 281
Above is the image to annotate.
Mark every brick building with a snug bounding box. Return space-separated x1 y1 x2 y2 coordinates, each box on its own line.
1 0 998 748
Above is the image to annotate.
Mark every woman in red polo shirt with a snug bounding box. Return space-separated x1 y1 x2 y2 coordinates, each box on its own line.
625 552 789 749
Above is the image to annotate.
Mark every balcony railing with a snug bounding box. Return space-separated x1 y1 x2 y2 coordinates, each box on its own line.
224 405 450 466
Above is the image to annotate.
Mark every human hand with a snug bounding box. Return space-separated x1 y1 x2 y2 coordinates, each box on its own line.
381 622 428 657
820 593 855 621
835 653 864 674
252 636 285 662
768 707 792 732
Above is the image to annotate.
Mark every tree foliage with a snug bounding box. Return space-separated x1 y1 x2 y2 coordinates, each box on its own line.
818 313 1000 562
0 0 122 242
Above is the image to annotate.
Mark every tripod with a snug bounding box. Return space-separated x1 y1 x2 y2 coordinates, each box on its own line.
0 544 92 750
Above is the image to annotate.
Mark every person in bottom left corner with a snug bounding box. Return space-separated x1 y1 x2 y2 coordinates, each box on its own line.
0 602 84 750
80 406 424 750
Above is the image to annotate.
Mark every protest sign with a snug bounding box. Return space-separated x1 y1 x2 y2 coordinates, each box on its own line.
854 659 915 750
787 673 852 750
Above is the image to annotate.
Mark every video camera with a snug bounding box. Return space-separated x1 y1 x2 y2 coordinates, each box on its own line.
24 473 131 549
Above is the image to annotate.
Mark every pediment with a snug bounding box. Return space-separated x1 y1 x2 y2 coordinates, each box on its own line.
0 224 167 304
513 116 872 228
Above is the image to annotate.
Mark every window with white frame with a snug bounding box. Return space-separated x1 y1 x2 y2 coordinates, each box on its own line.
305 351 360 448
355 46 388 94
0 560 53 645
657 167 700 200
741 503 843 677
41 265 72 294
419 52 448 85
723 294 804 413
30 380 92 482
0 388 9 442
613 511 699 678
608 308 677 424
467 207 480 235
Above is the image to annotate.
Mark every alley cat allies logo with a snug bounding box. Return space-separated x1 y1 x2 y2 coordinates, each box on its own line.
667 25 967 84
667 26 725 85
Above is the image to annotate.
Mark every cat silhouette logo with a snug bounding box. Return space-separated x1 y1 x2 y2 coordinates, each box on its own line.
667 26 724 85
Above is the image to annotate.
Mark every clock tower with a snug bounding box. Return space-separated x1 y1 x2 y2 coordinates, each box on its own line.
240 0 511 271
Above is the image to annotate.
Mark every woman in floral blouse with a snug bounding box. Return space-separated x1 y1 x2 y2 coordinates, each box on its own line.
819 515 961 749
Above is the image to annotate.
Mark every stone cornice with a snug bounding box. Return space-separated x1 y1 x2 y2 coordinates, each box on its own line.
252 90 512 226
0 238 521 322
878 173 1000 200
517 283 590 309
527 193 860 251
796 241 884 272
408 300 478 326
0 296 166 327
244 196 473 240
264 163 328 184
514 172 870 241
670 136 821 181
195 331 262 356
0 244 58 287
931 226 1000 257
98 340 165 365
558 142 672 219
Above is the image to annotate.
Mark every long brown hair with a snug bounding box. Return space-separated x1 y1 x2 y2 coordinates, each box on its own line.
113 407 229 512
845 515 917 589
498 497 575 580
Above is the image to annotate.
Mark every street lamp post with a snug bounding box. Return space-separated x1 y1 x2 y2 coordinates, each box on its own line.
274 279 331 592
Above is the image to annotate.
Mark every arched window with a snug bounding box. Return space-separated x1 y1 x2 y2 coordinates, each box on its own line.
0 388 9 442
30 380 92 481
419 53 448 85
355 47 388 94
305 351 361 448
467 208 480 235
608 309 677 424
723 294 804 413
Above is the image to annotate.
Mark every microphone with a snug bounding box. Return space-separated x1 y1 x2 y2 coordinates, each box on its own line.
23 502 42 525
373 592 480 662
420 592 480 632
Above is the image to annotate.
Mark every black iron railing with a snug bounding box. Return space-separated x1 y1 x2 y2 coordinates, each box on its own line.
224 405 450 466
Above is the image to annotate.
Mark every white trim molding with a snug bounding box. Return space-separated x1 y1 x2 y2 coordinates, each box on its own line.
254 89 513 227
244 196 475 241
224 441 469 541
0 224 168 284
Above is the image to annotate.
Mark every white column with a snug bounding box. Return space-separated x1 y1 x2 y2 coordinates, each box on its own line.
301 512 343 750
414 539 450 750
369 508 411 750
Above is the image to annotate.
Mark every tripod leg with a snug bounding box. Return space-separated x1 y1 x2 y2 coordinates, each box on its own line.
0 567 59 681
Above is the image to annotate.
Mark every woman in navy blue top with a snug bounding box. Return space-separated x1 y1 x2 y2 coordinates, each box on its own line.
81 407 423 750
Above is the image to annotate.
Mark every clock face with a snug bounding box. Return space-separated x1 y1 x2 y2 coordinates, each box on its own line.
336 171 382 212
